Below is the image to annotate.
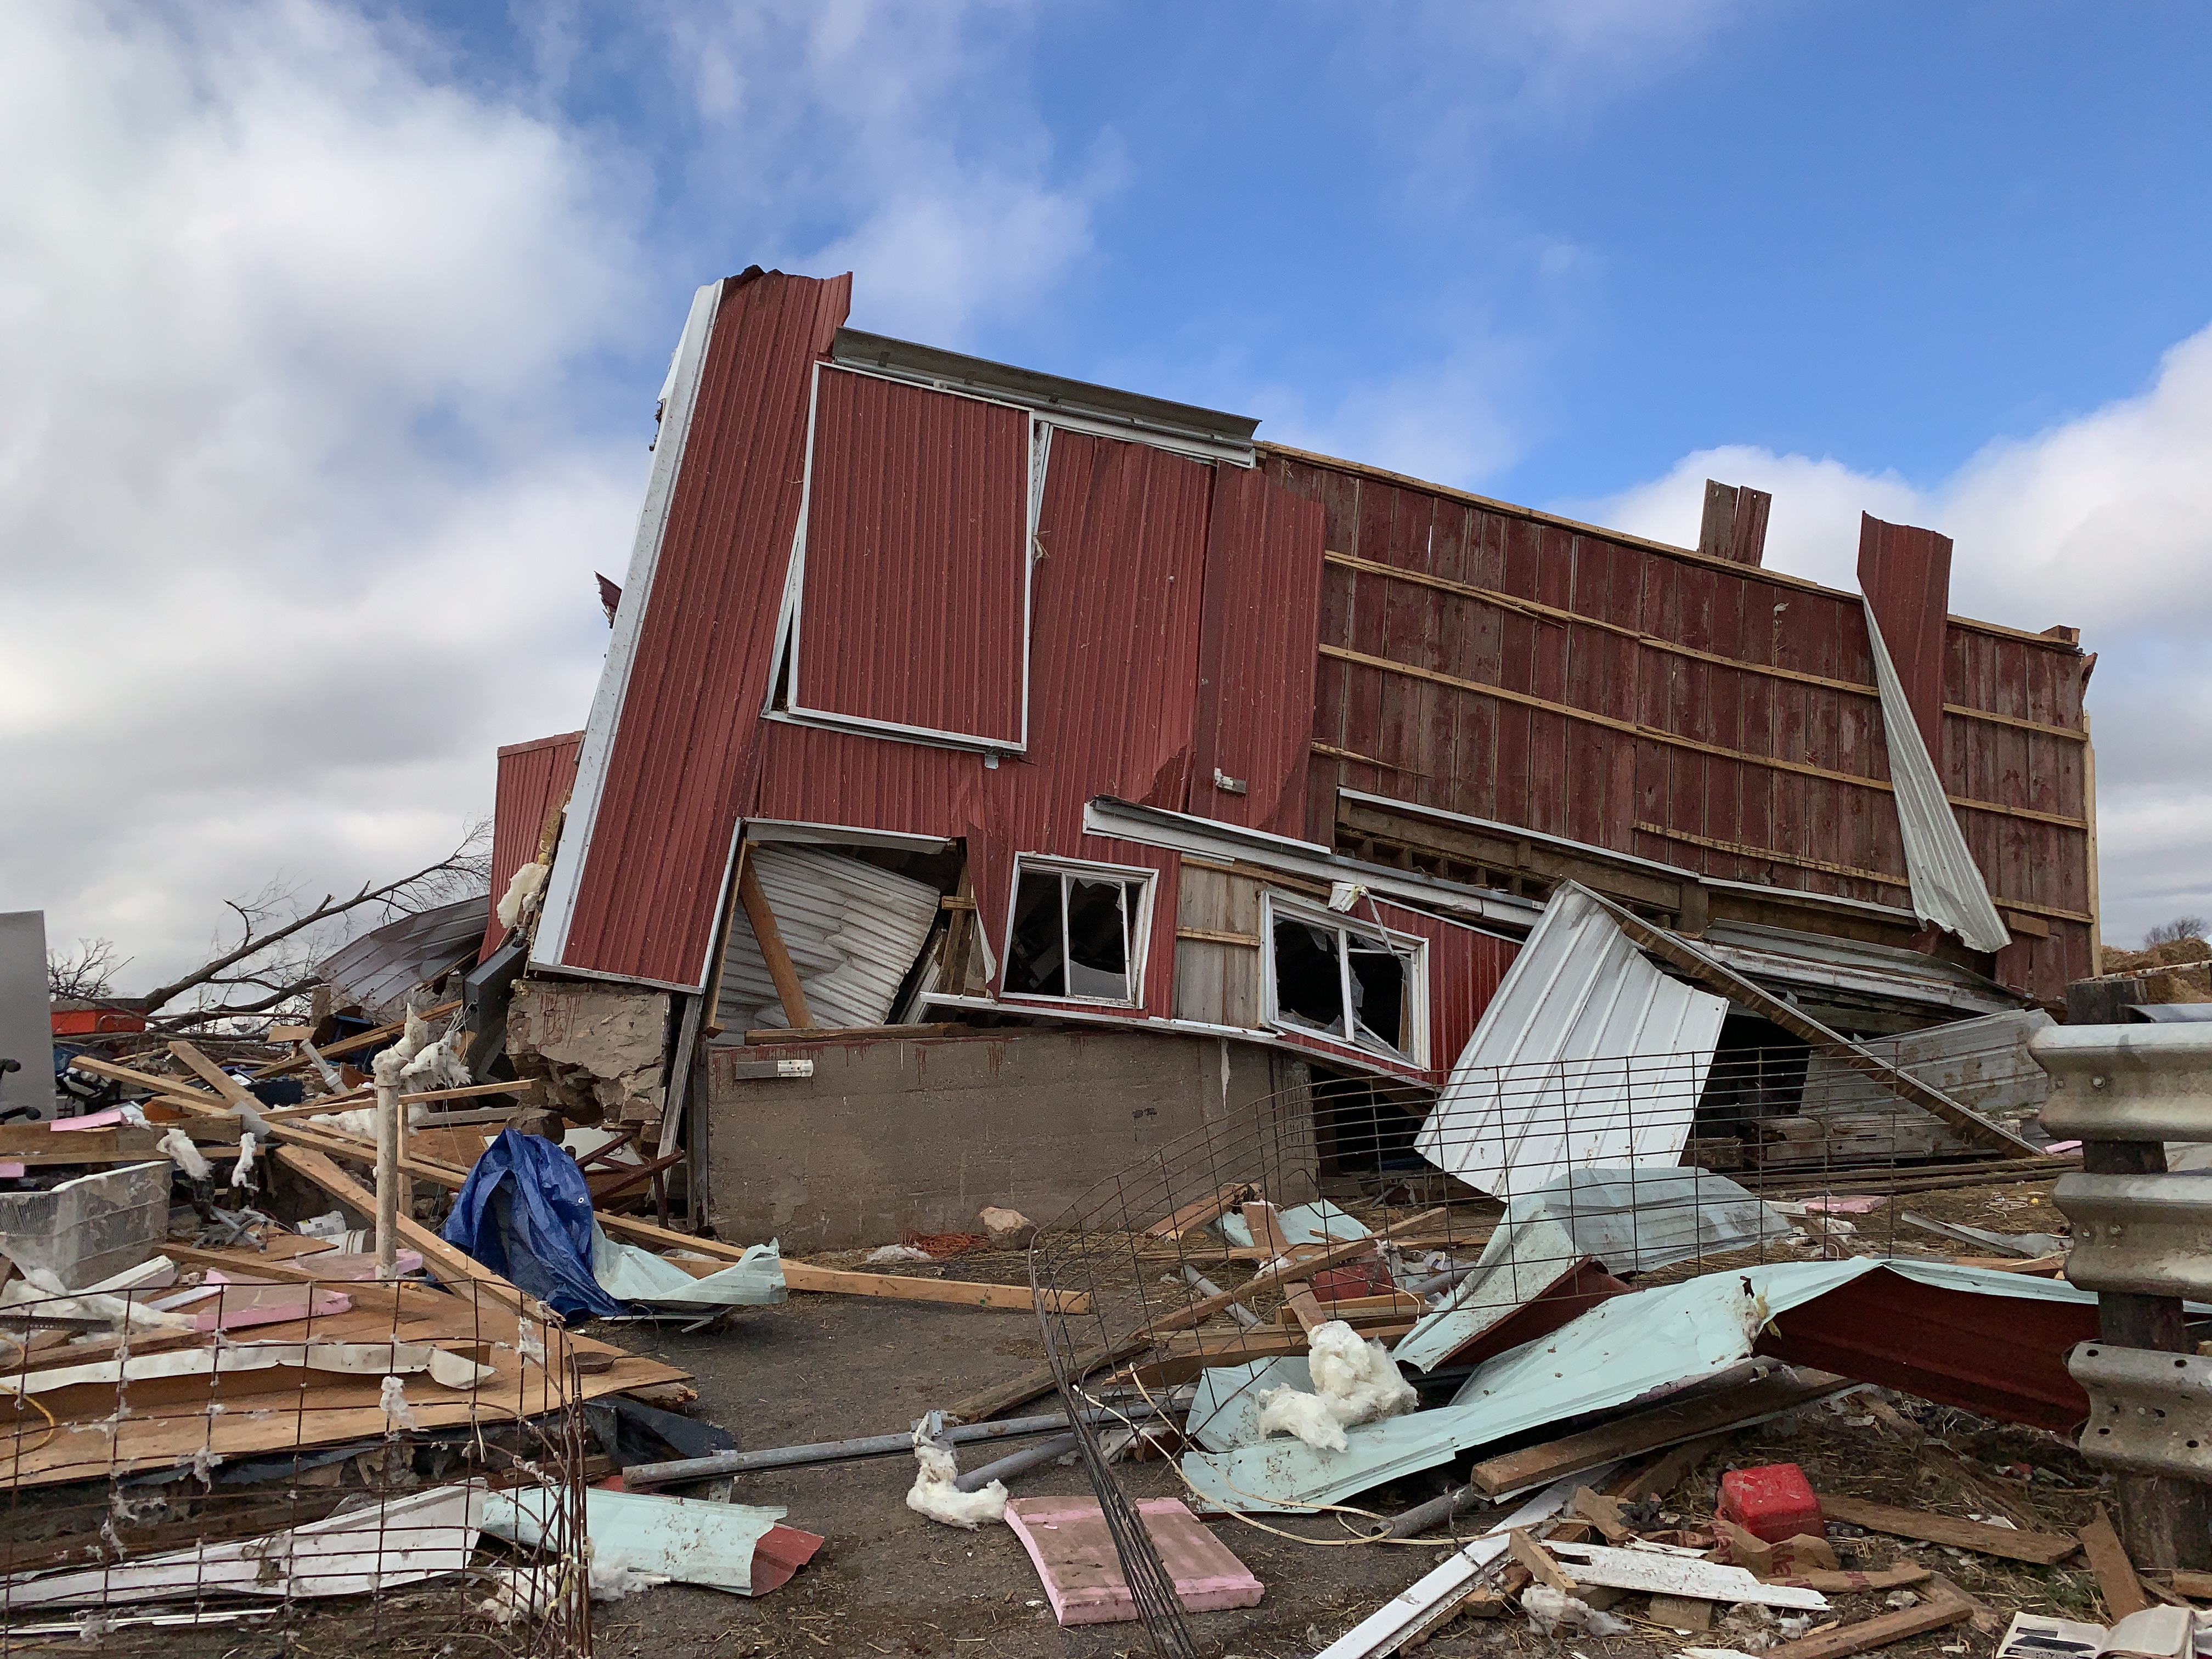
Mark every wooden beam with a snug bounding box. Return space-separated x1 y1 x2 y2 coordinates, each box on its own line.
1816 1494 2081 1566
397 1079 538 1105
738 857 814 1032
1469 1371 1849 1496
67 1054 225 1105
1143 1183 1255 1240
2080 1503 2154 1616
588 1211 1086 1314
249 1000 461 1077
168 1040 261 1108
1583 891 2042 1157
939 1333 1157 1424
1761 1594 1972 1659
1319 641 2087 830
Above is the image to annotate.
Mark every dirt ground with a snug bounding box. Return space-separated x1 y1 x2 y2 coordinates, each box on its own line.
589 1178 2123 1659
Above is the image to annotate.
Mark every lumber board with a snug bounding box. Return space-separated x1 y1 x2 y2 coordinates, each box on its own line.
249 1000 460 1076
1146 1206 1445 1340
2079 1504 2152 1616
1816 1493 2081 1565
161 1243 352 1286
66 1054 224 1104
738 856 814 1031
590 1212 1087 1313
940 1333 1157 1425
168 1040 259 1108
1762 1594 1971 1659
1143 1184 1257 1240
398 1079 538 1105
1471 1370 1852 1496
0 1126 166 1166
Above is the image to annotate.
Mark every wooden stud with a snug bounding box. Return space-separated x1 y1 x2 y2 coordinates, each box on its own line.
737 855 814 1032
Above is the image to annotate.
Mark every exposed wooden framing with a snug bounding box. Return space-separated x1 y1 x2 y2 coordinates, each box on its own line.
1323 550 2089 742
1176 926 1262 948
397 1079 538 1105
939 865 979 996
737 854 814 1031
1321 642 2088 831
273 1144 532 1316
1582 891 2042 1156
1311 741 1427 774
1631 821 2095 926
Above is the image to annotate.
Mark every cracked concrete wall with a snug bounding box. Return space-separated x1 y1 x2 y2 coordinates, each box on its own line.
507 977 669 1125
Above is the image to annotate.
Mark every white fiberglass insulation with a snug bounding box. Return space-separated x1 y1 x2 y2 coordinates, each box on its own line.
1414 883 1729 1198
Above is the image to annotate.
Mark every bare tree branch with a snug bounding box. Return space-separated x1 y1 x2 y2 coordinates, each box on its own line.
140 823 489 1018
48 938 131 1002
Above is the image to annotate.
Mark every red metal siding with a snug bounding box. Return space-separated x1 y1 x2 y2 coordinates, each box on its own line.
1858 513 1954 763
560 269 851 988
744 427 1216 1018
1192 463 1326 838
481 731 583 960
1274 447 2095 1003
793 368 1030 744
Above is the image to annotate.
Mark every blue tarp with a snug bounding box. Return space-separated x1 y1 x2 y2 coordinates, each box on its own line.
442 1128 628 1319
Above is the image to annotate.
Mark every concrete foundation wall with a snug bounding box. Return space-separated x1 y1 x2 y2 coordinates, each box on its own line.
702 1029 1315 1252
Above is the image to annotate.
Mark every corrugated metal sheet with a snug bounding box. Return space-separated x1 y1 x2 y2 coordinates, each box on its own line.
481 731 582 961
789 368 1030 746
1181 1259 2092 1514
1414 883 1729 1198
1866 599 2011 953
541 269 853 990
318 894 490 1022
1272 447 2095 1003
714 843 942 1034
1192 465 1325 837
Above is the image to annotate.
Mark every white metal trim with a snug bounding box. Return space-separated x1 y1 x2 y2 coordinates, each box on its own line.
777 361 1037 753
1259 890 1432 1069
998 853 1158 1010
537 279 721 973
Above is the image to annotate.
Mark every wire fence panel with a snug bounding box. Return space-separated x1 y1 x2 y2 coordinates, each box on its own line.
0 1275 591 1659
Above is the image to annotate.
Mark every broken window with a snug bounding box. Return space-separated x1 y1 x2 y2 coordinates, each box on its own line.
1263 896 1425 1065
1002 859 1153 1005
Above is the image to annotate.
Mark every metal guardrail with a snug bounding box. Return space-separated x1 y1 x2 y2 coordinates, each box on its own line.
2068 1342 2212 1480
2051 1173 2212 1297
2032 1023 2212 1558
2035 1024 2212 1141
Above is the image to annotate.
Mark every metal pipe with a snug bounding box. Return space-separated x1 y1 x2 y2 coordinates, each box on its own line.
954 1431 1079 1493
1180 1265 1261 1329
371 1050 403 1279
622 1403 1164 1489
1386 1482 1486 1539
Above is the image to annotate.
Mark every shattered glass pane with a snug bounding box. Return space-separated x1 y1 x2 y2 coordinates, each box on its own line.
1003 870 1065 996
1064 877 1130 1001
1272 918 1346 1037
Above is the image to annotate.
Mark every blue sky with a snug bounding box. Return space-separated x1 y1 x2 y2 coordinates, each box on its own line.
4 1 2210 984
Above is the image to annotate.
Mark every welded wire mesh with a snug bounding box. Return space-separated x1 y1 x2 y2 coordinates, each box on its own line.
0 1269 592 1658
1029 1045 2068 1657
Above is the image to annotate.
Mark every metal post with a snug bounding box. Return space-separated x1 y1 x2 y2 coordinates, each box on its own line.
372 1048 404 1279
2033 1024 2212 1570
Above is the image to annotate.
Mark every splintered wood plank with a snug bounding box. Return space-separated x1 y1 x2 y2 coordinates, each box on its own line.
2080 1503 2153 1617
1761 1594 1971 1659
1818 1494 2081 1566
1471 1370 1849 1495
1143 1183 1255 1240
168 1040 260 1108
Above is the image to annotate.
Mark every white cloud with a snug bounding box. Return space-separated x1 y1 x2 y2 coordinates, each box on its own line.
1571 323 2212 950
657 0 1111 346
0 2 647 986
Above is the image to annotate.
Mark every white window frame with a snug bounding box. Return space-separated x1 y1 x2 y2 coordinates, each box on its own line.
1260 892 1430 1068
998 854 1156 1009
765 362 1046 756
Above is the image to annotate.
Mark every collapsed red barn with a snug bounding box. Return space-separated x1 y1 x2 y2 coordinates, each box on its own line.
477 267 2095 1249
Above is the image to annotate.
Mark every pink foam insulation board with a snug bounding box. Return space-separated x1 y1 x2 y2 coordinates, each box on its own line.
1003 1496 1263 1627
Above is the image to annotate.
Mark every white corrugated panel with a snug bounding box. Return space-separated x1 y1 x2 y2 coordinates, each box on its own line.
1802 1007 2055 1122
715 844 941 1035
314 894 492 1020
1865 600 2011 955
1414 883 1728 1198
